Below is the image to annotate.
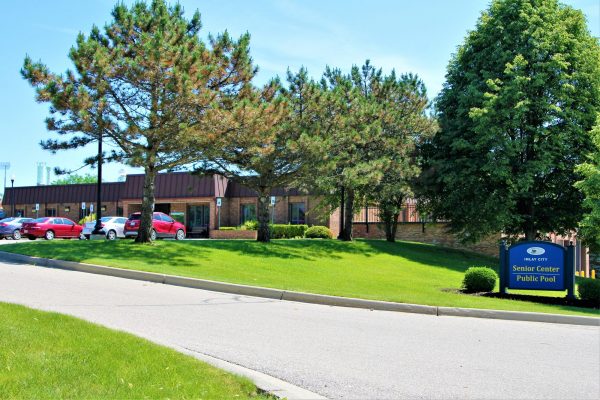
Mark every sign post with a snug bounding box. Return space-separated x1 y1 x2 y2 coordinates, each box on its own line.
270 196 276 224
500 241 575 299
35 203 39 219
216 198 222 229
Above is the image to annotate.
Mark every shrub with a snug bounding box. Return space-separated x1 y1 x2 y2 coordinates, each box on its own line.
578 279 600 303
270 224 308 239
219 226 237 231
462 267 497 293
241 220 258 231
305 226 333 239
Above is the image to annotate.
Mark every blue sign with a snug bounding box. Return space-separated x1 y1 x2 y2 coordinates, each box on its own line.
507 242 565 290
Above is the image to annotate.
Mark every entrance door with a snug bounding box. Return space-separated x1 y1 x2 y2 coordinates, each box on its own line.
187 205 210 237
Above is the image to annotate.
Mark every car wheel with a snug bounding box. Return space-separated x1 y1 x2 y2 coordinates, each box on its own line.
107 230 117 240
175 229 185 240
150 229 157 241
27 235 36 241
44 230 55 240
12 230 21 240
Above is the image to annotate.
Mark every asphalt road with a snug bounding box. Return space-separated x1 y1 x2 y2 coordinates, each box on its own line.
0 260 598 399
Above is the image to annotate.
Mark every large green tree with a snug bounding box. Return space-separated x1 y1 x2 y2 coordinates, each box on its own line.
366 73 436 242
418 0 600 242
22 0 255 242
314 62 384 241
575 116 600 251
52 173 98 185
194 71 319 242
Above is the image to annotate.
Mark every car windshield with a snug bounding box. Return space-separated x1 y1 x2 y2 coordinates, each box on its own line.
100 217 112 223
33 218 49 223
0 218 15 223
128 214 141 220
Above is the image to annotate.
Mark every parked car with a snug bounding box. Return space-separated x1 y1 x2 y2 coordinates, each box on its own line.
0 217 34 240
82 216 128 240
124 212 186 240
21 217 83 240
0 209 6 219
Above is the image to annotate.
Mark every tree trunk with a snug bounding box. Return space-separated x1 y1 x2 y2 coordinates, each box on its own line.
257 189 270 242
383 212 394 242
337 186 345 240
525 228 536 241
390 212 400 242
524 198 536 241
382 210 399 242
136 166 156 243
341 188 354 241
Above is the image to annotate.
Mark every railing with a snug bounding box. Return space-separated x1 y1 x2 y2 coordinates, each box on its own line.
353 204 431 223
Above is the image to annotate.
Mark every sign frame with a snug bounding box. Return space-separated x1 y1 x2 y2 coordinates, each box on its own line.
499 241 575 299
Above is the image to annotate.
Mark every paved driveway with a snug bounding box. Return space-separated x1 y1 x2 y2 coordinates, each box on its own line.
0 260 598 399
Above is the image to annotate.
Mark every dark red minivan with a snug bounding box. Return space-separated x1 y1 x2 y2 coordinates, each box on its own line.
124 212 186 240
21 217 83 240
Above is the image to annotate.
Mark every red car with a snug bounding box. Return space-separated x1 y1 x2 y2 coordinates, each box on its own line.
21 217 83 240
124 212 186 240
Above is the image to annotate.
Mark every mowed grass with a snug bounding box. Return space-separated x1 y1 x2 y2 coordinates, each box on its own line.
2 239 598 317
0 302 268 399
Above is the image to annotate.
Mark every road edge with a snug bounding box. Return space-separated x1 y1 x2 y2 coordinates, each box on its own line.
0 250 598 327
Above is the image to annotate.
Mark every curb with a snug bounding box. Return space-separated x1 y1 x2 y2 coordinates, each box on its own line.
0 251 598 327
172 345 326 400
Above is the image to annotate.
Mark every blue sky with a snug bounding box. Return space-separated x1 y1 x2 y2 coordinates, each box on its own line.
0 0 598 191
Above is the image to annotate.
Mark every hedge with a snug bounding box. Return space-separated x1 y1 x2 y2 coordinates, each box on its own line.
578 279 600 303
270 224 308 239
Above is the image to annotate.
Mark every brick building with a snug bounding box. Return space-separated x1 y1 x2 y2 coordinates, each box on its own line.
3 171 591 275
2 172 329 237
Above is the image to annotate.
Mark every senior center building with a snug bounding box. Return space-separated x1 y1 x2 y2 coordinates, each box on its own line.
2 172 327 237
2 171 593 276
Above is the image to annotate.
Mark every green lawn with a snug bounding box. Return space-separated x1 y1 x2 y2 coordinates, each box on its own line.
2 239 598 317
0 302 268 399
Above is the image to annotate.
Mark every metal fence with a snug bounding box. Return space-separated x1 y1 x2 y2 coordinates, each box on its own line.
353 203 430 224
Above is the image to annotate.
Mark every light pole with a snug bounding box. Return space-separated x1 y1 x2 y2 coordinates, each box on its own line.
0 162 10 199
92 132 103 235
10 175 15 217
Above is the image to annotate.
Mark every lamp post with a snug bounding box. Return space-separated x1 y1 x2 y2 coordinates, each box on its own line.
92 132 103 235
10 175 15 217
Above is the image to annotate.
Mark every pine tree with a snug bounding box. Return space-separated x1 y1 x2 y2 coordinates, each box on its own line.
22 0 255 242
194 71 318 242
367 73 436 242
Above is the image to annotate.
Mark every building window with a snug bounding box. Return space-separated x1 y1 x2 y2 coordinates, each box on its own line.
15 209 25 217
64 206 71 213
45 208 57 217
101 205 107 212
240 204 256 224
116 207 123 217
288 202 305 224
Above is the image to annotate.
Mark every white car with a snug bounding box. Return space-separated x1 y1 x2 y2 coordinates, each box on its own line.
82 216 127 240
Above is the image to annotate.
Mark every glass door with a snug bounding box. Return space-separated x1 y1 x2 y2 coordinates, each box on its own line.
187 205 210 237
